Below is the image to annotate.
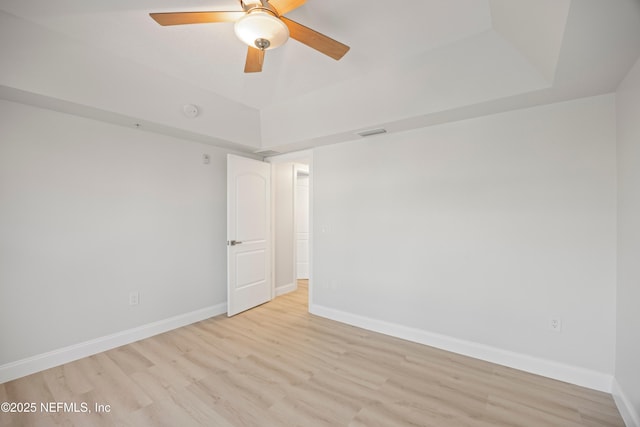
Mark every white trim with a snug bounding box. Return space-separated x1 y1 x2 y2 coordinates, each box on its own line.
0 303 227 384
613 378 640 427
275 282 297 297
291 163 298 285
269 161 277 300
309 303 614 393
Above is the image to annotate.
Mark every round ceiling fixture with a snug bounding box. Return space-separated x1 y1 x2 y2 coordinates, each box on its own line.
234 9 289 51
182 104 199 118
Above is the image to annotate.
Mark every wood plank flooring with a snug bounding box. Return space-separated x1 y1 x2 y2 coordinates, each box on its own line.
1 280 624 426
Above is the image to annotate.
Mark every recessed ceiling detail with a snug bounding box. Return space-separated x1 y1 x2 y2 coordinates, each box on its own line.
490 0 571 83
1 0 639 154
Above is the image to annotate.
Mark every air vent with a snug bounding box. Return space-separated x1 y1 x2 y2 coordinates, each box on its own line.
254 149 281 157
356 128 387 137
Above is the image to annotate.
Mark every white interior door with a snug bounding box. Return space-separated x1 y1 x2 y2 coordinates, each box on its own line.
227 154 271 317
296 173 310 279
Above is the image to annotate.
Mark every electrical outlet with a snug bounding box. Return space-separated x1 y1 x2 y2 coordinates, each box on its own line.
550 317 562 332
129 292 140 306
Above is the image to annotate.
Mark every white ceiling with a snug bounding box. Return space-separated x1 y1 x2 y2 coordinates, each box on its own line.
1 0 640 154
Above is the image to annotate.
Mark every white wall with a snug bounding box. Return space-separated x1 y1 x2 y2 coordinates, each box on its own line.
615 56 640 427
312 94 617 389
0 99 229 373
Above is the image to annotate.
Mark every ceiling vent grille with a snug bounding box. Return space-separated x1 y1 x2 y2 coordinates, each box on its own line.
356 128 387 137
254 149 281 157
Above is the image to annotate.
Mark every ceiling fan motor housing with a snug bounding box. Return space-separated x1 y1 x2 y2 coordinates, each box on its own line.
240 0 266 11
234 8 289 50
149 0 350 73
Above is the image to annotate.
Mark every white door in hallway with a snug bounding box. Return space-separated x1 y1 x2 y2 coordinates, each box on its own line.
296 173 309 279
227 154 271 316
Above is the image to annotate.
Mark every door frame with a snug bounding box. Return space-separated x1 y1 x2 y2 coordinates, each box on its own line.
265 150 314 309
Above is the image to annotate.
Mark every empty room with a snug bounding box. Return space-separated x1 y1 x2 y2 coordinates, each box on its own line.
1 0 640 426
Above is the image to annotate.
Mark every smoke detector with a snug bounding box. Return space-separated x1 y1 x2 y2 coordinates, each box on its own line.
182 104 200 118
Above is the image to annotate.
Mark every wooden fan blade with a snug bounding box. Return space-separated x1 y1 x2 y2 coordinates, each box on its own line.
268 0 306 16
281 17 349 60
149 11 245 26
245 47 265 73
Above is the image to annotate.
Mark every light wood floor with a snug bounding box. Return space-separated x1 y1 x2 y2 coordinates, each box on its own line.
1 280 624 426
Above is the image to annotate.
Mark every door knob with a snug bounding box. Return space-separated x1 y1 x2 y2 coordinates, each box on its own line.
228 240 243 246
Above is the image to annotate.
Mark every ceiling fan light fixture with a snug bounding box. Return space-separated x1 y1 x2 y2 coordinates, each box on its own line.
234 9 289 50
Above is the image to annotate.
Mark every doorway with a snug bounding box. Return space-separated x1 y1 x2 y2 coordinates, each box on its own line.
268 151 312 310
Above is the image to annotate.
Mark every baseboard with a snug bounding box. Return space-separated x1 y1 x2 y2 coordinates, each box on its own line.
613 378 640 427
275 282 297 297
309 303 613 393
0 303 227 384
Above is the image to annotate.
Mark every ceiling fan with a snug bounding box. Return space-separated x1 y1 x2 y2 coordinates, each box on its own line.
150 0 350 73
